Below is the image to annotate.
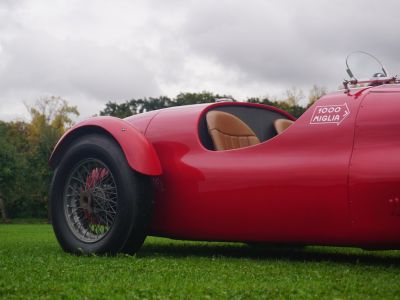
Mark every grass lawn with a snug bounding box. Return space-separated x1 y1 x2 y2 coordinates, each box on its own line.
1 224 400 299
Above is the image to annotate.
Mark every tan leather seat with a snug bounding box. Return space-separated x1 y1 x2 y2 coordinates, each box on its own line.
274 119 294 134
206 111 260 151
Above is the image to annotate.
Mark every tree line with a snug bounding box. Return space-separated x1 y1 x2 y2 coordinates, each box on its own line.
0 97 79 221
0 86 326 221
100 86 326 119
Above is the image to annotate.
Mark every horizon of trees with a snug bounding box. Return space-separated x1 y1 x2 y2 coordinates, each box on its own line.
0 86 326 221
0 97 79 222
100 86 326 119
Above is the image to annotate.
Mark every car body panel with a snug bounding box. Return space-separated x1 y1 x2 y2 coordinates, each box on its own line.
49 116 162 176
126 97 371 246
349 90 400 247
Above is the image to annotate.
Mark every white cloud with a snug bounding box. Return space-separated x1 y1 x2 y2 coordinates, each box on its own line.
1 0 400 121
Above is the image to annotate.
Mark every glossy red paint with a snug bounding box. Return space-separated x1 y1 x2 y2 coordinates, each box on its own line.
49 116 162 176
349 89 400 247
126 88 400 248
138 100 358 245
52 85 400 249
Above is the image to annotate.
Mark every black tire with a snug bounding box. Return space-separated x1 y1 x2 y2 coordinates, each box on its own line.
50 133 153 255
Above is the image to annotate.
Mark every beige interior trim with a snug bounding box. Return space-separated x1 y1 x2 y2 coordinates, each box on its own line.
274 119 294 134
206 110 260 151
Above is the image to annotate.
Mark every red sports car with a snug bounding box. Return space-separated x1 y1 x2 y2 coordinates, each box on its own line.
49 53 400 255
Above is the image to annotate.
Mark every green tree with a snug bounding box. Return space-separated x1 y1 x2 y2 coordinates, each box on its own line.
25 96 79 219
0 121 31 220
0 122 18 222
100 92 232 117
26 96 79 139
100 100 138 118
100 91 309 120
247 96 306 118
0 96 79 219
173 92 218 106
136 96 173 113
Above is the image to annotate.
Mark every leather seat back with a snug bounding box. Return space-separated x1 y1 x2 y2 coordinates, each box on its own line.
274 119 294 134
206 111 260 151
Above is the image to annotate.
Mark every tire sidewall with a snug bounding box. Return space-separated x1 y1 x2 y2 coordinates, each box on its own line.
51 134 139 255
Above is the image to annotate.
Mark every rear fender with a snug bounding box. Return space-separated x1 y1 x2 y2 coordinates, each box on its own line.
49 116 162 176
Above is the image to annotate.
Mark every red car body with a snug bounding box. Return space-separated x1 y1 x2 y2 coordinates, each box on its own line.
50 84 400 249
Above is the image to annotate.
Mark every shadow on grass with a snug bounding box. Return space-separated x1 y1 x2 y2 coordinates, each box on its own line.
138 242 400 267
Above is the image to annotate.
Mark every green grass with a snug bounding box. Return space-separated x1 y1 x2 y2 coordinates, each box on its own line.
1 225 400 299
3 218 48 224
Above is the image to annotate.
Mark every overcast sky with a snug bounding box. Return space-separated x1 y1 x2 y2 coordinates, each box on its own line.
1 0 400 121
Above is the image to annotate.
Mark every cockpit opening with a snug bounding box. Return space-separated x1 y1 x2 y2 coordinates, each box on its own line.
199 104 295 151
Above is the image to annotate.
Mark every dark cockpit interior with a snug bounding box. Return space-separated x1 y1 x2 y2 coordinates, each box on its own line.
199 105 294 151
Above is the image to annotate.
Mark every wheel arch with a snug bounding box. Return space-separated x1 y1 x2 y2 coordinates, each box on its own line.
49 117 162 176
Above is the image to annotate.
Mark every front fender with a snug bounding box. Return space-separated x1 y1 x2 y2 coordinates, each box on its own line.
49 116 162 176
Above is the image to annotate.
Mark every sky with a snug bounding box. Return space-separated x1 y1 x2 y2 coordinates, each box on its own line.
1 0 400 121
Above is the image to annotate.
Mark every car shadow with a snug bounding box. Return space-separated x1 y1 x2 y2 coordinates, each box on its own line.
138 242 400 267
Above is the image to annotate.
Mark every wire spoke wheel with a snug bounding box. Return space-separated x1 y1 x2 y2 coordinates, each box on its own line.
63 158 118 243
51 134 152 255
